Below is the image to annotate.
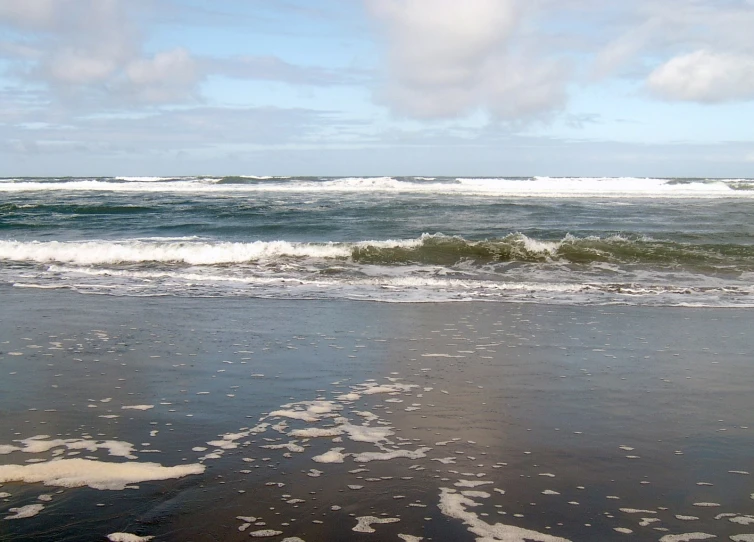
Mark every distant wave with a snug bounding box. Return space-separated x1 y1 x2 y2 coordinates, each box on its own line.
0 176 752 197
2 234 751 268
0 202 154 215
114 176 178 182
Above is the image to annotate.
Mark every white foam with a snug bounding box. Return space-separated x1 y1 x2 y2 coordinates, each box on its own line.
461 490 491 498
207 431 250 450
249 530 283 537
312 448 346 464
620 508 657 514
658 534 716 542
4 504 44 519
106 534 155 542
0 239 352 265
0 458 204 490
261 441 305 453
115 177 174 182
356 382 419 395
4 176 751 199
303 401 342 415
340 423 393 443
8 436 136 459
267 410 319 423
352 516 400 533
438 488 571 541
288 427 343 438
352 447 431 463
121 405 154 411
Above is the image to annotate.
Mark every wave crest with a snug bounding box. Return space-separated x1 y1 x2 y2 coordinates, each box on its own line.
2 176 753 197
1 234 750 268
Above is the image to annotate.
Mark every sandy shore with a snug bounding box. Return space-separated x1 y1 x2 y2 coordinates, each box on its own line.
1 285 753 541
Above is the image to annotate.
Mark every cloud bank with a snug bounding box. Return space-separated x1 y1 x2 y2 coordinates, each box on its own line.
0 0 200 104
367 0 754 119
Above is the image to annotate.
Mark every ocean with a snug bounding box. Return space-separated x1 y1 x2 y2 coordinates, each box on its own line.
2 176 754 542
2 175 753 306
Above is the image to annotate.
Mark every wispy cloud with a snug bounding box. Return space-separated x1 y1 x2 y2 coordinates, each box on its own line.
202 55 367 86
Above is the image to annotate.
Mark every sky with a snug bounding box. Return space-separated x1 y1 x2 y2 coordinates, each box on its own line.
1 0 754 177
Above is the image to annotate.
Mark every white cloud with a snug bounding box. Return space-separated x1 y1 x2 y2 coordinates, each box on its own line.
46 50 121 85
0 0 69 29
648 50 754 103
588 0 754 103
123 48 200 103
366 0 568 120
0 0 200 104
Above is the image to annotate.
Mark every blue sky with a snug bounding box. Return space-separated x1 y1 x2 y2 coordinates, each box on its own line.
1 0 753 177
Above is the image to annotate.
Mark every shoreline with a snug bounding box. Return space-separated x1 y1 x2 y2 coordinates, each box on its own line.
9 282 754 310
2 287 753 541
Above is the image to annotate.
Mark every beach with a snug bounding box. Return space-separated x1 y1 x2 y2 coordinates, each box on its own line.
3 0 754 537
2 285 753 541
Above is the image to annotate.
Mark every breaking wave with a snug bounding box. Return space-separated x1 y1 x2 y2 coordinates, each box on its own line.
1 234 751 269
1 176 753 197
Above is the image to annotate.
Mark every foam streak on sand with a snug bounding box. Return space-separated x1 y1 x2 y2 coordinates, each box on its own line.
438 488 571 542
9 435 137 459
658 534 717 542
352 447 431 463
4 504 45 520
106 534 155 542
353 516 400 533
0 459 205 490
311 447 346 464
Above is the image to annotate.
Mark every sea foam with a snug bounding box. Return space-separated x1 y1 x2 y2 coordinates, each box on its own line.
0 458 205 490
1 176 752 198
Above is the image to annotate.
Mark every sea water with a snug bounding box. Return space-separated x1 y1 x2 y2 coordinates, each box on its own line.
1 175 753 306
2 176 754 541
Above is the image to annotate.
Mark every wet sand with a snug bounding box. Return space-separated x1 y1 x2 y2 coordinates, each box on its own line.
1 286 753 541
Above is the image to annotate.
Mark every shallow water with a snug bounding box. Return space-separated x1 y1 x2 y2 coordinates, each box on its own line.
1 288 753 541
